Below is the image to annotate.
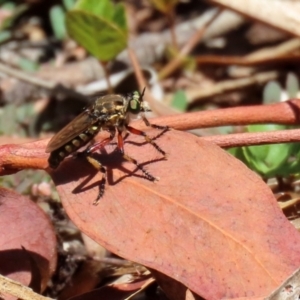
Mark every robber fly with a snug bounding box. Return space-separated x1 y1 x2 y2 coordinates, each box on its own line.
46 89 169 205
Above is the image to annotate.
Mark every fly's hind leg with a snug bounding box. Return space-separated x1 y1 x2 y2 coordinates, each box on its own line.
117 129 156 182
84 133 115 205
85 155 106 205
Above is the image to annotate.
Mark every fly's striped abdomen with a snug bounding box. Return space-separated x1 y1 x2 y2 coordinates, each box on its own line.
48 124 101 168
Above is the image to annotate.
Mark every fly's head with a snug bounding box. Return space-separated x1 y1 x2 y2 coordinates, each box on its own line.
126 88 151 116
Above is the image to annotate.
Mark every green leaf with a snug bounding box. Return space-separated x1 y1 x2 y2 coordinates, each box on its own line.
66 0 128 62
74 0 113 19
0 101 36 136
0 30 11 43
0 104 17 135
16 103 35 124
262 81 282 104
149 0 179 14
231 124 300 177
286 72 299 98
18 58 39 71
171 90 188 111
113 3 127 31
0 2 15 10
62 0 76 10
0 3 28 30
50 5 66 40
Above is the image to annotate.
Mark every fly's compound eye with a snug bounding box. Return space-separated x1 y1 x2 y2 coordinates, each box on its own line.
129 99 141 114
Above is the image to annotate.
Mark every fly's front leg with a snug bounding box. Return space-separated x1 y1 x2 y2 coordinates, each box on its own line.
84 133 115 205
126 118 168 157
141 114 169 133
85 132 115 153
117 129 156 182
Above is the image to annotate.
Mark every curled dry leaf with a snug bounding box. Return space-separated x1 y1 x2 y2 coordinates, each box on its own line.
0 188 57 296
46 129 300 299
68 276 155 300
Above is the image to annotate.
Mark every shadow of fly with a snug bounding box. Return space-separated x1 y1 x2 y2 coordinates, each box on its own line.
46 89 169 205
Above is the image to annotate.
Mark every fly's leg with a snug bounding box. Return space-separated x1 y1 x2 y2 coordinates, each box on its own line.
117 129 156 182
142 114 170 142
85 134 114 153
141 114 169 133
84 134 115 205
85 155 106 205
126 114 169 157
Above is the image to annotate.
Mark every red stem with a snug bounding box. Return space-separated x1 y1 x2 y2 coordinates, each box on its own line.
2 99 300 175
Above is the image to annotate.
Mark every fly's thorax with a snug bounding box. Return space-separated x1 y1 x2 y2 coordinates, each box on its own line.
91 95 128 129
94 94 127 115
100 112 127 131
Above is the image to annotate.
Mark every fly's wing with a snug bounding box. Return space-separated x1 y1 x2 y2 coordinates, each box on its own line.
46 109 97 153
46 94 126 153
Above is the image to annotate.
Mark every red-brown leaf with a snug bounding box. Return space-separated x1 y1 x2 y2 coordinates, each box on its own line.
48 130 300 299
0 188 57 295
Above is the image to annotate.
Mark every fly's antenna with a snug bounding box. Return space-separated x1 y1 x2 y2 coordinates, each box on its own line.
140 87 146 102
140 87 151 112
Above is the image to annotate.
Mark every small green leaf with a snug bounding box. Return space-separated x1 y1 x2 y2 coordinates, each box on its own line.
16 103 35 124
262 81 282 104
286 72 299 98
166 46 196 71
171 90 188 111
0 30 11 43
18 58 39 71
50 5 66 40
243 124 289 176
0 104 18 135
0 3 28 30
113 3 127 31
230 124 300 177
149 0 179 14
66 0 128 62
62 0 76 10
0 2 15 10
73 0 127 31
74 0 113 19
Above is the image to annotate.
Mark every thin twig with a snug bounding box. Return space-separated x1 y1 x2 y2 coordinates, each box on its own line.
128 47 148 92
196 38 300 66
184 70 279 104
128 47 175 116
158 8 222 79
100 61 113 94
3 99 300 175
202 128 300 148
167 9 178 50
0 274 54 300
0 62 55 89
134 98 300 131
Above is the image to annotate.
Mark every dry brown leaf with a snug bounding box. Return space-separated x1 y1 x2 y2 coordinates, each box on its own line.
208 0 300 37
67 276 155 300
